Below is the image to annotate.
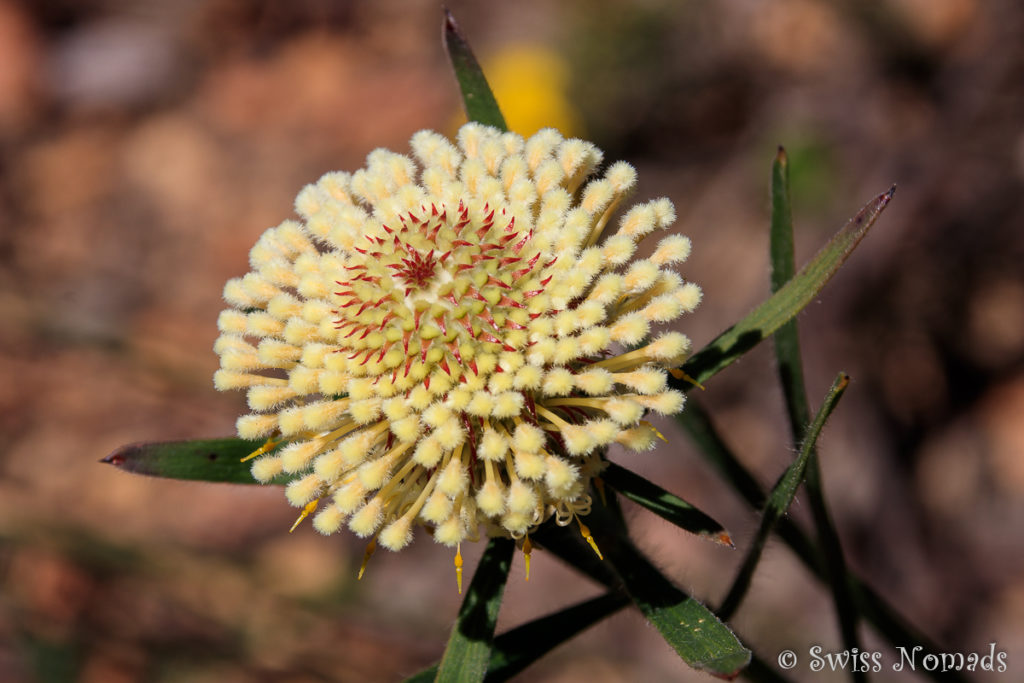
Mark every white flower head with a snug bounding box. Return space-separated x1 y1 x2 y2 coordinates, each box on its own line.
215 123 699 553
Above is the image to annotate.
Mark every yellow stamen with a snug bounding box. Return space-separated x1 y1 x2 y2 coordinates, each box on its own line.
543 397 609 410
369 441 417 500
576 515 603 560
523 535 532 581
503 448 519 483
535 404 571 430
590 347 652 372
358 537 377 580
455 543 464 594
639 420 669 443
242 436 281 462
393 467 438 529
583 195 626 248
318 417 362 445
289 497 320 532
669 367 705 391
613 279 668 315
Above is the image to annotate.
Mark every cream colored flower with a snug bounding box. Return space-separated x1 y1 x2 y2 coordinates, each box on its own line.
214 123 701 559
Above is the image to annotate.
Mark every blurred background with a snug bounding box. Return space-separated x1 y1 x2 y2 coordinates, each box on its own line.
1 0 1023 681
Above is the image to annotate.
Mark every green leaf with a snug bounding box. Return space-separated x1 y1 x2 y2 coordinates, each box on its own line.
484 591 629 682
678 401 969 683
101 438 289 485
768 148 811 439
674 186 894 389
718 373 849 620
443 8 508 131
599 527 751 678
601 462 733 547
769 147 799 299
769 148 865 678
534 493 749 677
408 591 630 683
435 537 515 683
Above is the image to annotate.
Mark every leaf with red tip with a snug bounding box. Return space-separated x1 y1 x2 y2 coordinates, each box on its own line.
101 438 290 485
601 462 733 546
443 8 507 132
675 186 895 389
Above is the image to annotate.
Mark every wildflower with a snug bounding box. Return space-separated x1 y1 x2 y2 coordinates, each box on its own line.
214 123 701 566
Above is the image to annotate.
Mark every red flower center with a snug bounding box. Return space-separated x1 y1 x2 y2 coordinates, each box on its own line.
393 246 438 292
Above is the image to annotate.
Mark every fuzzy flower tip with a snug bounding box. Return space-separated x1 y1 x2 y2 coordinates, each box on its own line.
215 123 699 552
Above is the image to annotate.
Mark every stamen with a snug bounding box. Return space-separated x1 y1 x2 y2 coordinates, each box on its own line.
358 537 377 580
575 514 603 560
534 404 571 429
289 497 321 533
583 195 626 249
639 420 668 443
669 367 706 390
454 543 464 594
543 397 609 411
523 535 532 581
242 436 281 462
368 441 417 499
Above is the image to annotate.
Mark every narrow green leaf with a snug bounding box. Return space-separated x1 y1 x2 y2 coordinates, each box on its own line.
598 524 751 678
101 438 290 485
601 462 733 547
674 186 894 389
435 537 515 683
443 8 508 131
484 590 629 682
768 147 811 438
407 591 630 683
678 401 969 683
718 373 849 620
769 148 864 679
769 147 798 297
678 400 828 587
534 491 749 676
803 458 866 683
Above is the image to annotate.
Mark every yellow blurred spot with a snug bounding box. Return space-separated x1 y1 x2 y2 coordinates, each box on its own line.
358 538 377 580
478 44 584 138
455 544 464 594
242 436 281 462
289 498 319 533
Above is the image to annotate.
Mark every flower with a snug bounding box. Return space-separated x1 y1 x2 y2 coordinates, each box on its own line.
214 123 701 562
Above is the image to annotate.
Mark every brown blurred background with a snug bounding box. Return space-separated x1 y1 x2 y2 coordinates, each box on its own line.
2 0 1023 681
